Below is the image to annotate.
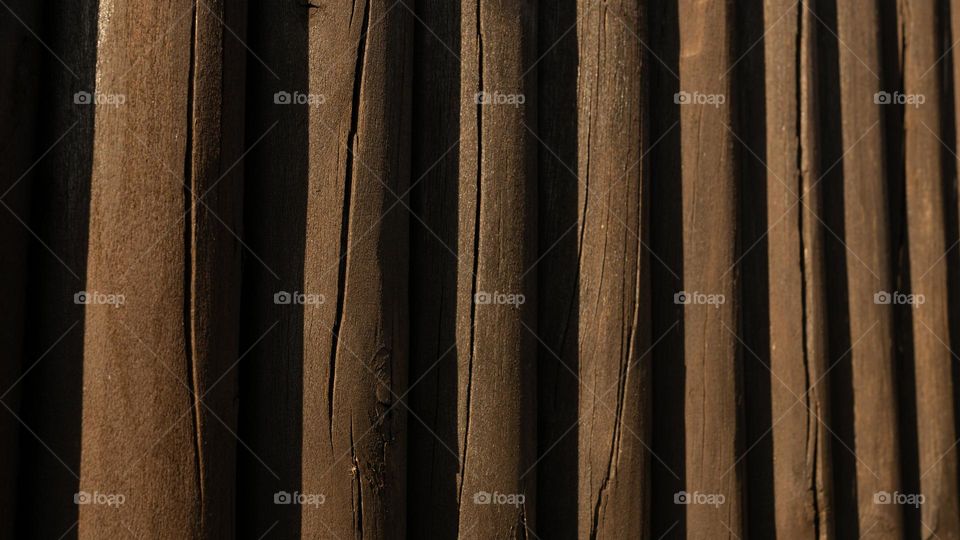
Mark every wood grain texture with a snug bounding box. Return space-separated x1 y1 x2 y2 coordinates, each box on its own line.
575 1 650 538
799 1 836 536
903 0 960 536
763 0 834 537
79 0 198 537
678 0 743 537
242 1 412 538
456 0 538 537
301 0 412 537
834 0 902 536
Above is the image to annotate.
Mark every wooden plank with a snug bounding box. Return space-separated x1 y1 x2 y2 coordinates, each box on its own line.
455 0 538 537
762 1 835 537
903 0 960 536
677 0 743 537
834 0 902 536
187 0 247 537
575 1 649 538
242 1 412 538
78 0 198 536
300 0 412 537
799 1 836 536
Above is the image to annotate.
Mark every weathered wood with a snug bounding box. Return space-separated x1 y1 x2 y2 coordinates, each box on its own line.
575 1 649 538
678 0 743 538
242 1 412 538
455 0 538 537
903 0 960 536
187 0 247 537
799 1 836 536
763 0 834 537
0 0 41 536
300 0 412 537
79 1 199 537
834 0 902 536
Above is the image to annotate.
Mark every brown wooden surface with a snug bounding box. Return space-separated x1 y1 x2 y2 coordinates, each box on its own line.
678 0 743 537
5 0 960 538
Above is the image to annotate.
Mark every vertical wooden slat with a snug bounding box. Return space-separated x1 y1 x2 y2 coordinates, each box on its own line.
79 0 198 537
763 0 835 537
903 0 960 536
799 1 836 536
677 0 743 537
305 0 415 537
0 0 41 536
575 1 649 538
188 0 246 537
834 0 902 536
456 0 538 537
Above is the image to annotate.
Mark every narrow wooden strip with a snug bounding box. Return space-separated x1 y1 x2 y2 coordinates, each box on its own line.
575 1 649 538
188 0 247 536
903 0 960 536
834 0 902 536
79 0 198 536
455 0 538 536
678 0 743 537
799 0 836 536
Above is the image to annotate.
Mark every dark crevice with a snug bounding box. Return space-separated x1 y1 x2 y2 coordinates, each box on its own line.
329 0 371 452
